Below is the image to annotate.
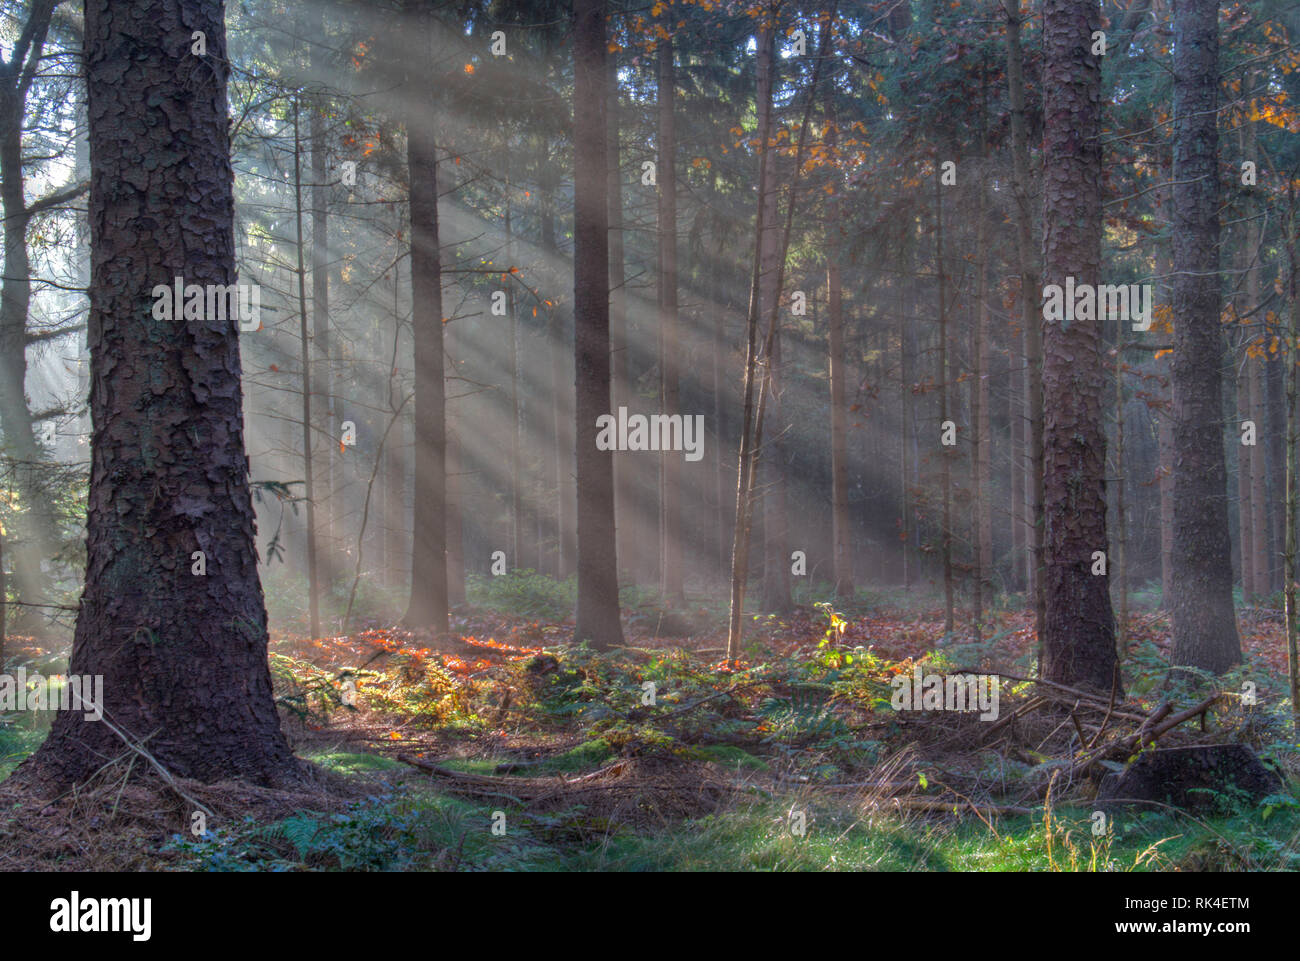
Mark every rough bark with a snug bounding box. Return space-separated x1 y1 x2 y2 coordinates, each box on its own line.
572 0 623 650
1170 0 1241 673
27 0 299 785
1004 0 1046 648
1040 0 1117 690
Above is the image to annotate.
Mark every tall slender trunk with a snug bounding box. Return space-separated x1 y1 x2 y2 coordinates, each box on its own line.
0 0 60 621
608 53 629 584
294 99 321 641
1170 0 1241 673
1115 329 1128 654
727 21 777 656
1286 198 1300 729
1040 0 1116 690
309 15 333 563
713 283 728 571
756 29 791 615
1004 0 1046 658
506 193 522 572
446 423 465 607
936 175 954 638
403 1 448 636
1245 98 1269 597
1010 323 1026 593
384 252 406 592
657 38 684 605
828 263 852 598
1237 347 1254 599
972 78 990 639
572 0 623 649
900 246 912 590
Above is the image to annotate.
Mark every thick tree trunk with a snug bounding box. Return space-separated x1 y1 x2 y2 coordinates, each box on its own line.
1170 0 1241 673
572 0 623 650
28 0 299 785
403 1 448 636
1040 0 1117 691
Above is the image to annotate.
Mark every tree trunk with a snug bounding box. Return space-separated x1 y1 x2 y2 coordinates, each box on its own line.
1010 324 1026 593
726 23 777 657
829 259 852 598
608 51 629 584
1286 204 1300 730
0 0 60 623
309 14 334 564
572 0 623 650
1237 347 1255 600
657 38 684 606
27 0 299 785
1170 0 1241 673
446 422 465 608
403 0 448 637
1244 100 1268 599
1004 0 1046 657
936 175 954 638
1040 0 1117 691
294 100 321 642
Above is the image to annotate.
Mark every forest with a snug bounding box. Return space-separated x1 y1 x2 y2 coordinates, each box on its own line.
0 0 1297 883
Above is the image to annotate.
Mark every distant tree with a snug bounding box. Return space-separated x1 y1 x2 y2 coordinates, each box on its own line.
0 0 80 621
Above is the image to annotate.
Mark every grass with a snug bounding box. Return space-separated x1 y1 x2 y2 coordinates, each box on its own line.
0 722 48 783
156 781 1300 872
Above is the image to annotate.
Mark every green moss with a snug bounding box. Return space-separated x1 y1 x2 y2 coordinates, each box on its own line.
694 744 770 771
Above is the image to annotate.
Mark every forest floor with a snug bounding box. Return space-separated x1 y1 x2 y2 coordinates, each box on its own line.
3 579 1300 871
